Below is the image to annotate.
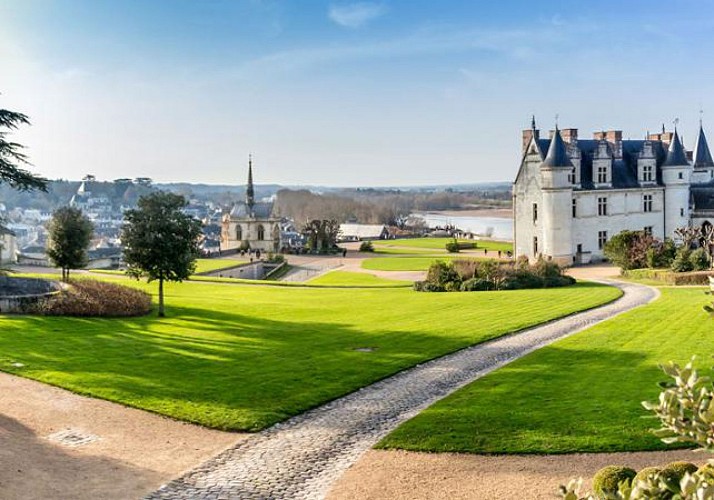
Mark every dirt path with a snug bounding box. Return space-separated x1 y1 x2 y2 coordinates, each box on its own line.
327 449 703 500
0 373 242 500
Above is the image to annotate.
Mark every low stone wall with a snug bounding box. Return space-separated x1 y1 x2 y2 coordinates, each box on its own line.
201 261 283 280
0 277 63 314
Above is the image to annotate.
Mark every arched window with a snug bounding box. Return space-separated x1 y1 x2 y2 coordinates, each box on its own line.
236 225 242 241
257 225 265 240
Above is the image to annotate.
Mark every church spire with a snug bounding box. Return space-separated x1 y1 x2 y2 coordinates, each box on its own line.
246 154 255 208
694 123 714 168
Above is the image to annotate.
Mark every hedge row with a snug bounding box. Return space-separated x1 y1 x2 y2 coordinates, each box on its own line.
623 268 714 285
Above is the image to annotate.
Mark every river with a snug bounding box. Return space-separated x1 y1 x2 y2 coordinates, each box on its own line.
413 212 513 241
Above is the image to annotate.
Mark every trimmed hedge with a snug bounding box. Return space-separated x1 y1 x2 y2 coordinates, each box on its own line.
592 466 636 497
35 279 152 317
623 268 714 285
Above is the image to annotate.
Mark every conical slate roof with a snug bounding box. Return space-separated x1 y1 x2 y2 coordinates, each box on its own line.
542 127 572 167
663 129 689 166
693 124 714 168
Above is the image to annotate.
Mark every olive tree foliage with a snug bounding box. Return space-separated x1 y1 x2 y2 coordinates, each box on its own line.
47 207 94 281
121 192 202 317
0 105 48 191
560 359 714 499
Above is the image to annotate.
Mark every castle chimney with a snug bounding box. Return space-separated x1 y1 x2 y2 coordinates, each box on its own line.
560 128 578 144
593 131 607 140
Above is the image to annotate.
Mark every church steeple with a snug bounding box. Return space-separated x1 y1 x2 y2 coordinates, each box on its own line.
693 123 714 168
246 154 255 209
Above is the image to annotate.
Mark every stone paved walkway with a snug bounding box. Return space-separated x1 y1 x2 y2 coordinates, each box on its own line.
148 280 657 500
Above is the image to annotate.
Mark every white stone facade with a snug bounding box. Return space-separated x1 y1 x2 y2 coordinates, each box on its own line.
514 123 714 265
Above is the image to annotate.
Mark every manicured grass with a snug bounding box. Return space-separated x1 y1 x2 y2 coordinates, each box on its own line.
194 258 247 274
0 279 619 432
307 271 411 287
361 256 483 271
378 287 712 454
374 238 513 253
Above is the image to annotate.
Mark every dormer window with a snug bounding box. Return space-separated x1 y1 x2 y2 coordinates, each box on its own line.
597 166 607 183
642 165 653 182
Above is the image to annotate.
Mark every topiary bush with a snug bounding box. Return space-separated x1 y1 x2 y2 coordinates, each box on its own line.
633 466 660 485
659 461 698 486
359 241 374 252
445 240 460 253
671 247 694 272
592 466 636 497
35 279 152 317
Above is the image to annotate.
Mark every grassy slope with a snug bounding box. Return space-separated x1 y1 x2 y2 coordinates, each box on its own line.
306 271 411 287
0 280 619 432
378 287 711 454
194 258 247 273
374 238 512 252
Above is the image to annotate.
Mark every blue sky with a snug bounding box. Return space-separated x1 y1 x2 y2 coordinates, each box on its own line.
2 0 714 186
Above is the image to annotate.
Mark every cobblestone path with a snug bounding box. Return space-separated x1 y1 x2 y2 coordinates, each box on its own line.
148 281 656 500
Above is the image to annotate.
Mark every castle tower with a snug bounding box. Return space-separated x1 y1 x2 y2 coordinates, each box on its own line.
661 128 692 237
692 123 714 183
539 126 574 264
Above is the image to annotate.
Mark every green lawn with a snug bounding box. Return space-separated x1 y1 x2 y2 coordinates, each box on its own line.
194 258 247 274
378 287 712 454
374 238 513 253
361 256 483 271
0 279 619 432
307 271 411 287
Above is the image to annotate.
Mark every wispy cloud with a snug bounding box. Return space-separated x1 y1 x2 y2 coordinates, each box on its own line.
328 2 387 28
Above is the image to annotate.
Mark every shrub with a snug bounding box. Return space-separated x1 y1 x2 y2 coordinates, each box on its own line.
689 248 710 271
592 466 636 497
36 279 152 317
453 259 479 280
445 241 460 253
604 230 654 271
425 260 461 287
359 241 374 252
633 466 661 484
413 281 445 292
266 253 285 264
697 462 714 480
460 278 492 291
660 461 698 484
671 247 694 272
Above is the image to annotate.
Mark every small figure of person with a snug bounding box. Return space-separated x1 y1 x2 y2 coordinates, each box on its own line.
484 248 488 255
498 250 502 258
256 249 261 260
342 248 347 258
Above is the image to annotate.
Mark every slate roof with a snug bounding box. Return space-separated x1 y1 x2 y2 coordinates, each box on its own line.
694 125 714 168
663 129 689 166
229 201 274 219
541 128 572 167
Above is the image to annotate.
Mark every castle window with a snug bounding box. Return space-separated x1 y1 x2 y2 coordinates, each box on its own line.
532 203 538 223
642 165 653 182
257 225 265 241
680 208 685 217
236 225 242 241
568 167 576 184
597 166 608 183
643 194 653 213
533 236 538 255
572 198 577 217
598 230 608 250
644 226 653 236
597 197 608 216
679 172 683 180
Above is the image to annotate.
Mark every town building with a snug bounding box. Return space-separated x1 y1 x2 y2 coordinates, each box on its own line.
0 226 17 264
221 158 281 253
513 118 714 264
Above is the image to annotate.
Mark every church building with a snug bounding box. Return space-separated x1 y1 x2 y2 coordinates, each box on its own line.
513 118 714 264
221 158 281 253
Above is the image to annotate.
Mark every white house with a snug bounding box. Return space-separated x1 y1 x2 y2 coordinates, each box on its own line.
513 118 714 264
338 224 389 241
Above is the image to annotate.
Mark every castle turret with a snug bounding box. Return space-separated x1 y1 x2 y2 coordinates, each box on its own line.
692 123 714 183
539 126 573 264
661 128 691 237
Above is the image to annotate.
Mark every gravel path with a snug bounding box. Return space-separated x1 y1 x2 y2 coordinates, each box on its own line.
148 280 657 500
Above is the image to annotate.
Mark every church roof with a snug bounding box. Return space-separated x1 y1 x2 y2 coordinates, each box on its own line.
662 129 689 167
693 125 714 168
229 201 274 219
541 128 572 167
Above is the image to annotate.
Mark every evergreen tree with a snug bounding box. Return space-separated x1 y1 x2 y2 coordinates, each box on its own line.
121 192 202 317
47 207 94 281
0 105 48 191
